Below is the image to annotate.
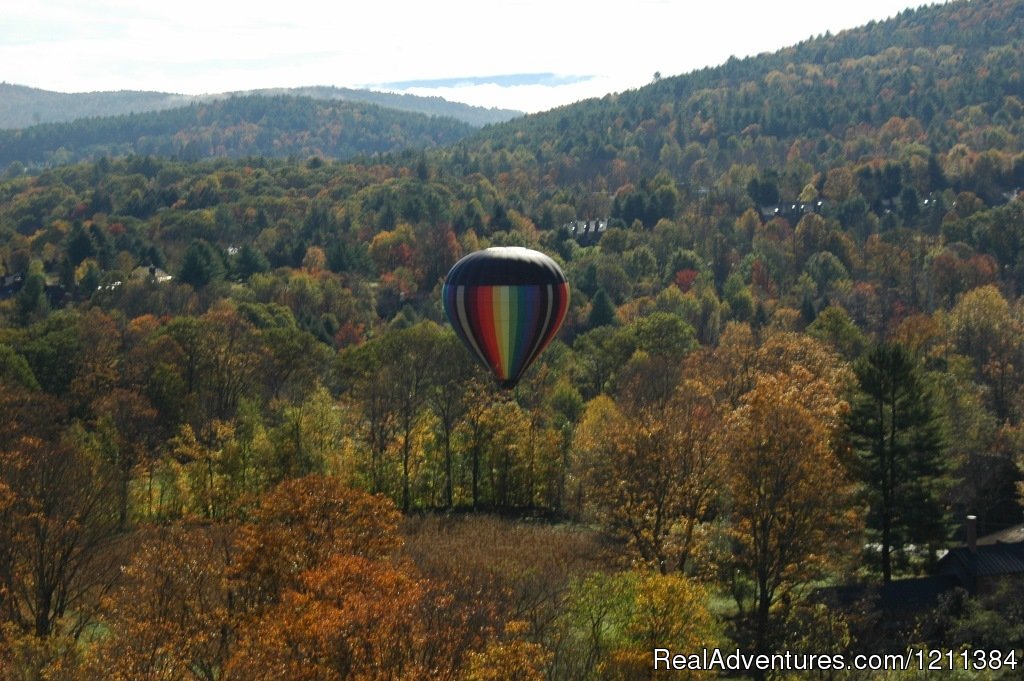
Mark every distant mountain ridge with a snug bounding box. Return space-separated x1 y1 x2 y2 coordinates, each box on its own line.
0 84 193 130
0 95 479 168
0 83 522 130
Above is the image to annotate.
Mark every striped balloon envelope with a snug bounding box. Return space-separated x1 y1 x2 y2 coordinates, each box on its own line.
442 247 569 389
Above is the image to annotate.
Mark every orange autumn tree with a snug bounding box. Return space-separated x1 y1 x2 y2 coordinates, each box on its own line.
84 524 235 681
87 476 481 680
228 554 432 681
230 475 402 608
226 475 471 680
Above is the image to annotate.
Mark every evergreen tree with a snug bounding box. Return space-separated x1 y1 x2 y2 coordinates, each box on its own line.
234 243 270 280
66 222 95 266
15 272 48 324
178 239 225 289
89 224 115 269
79 262 102 296
850 343 949 584
587 288 618 329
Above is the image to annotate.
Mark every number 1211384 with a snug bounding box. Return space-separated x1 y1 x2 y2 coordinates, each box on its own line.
914 649 1017 671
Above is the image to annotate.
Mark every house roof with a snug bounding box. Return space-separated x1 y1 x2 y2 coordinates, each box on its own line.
939 541 1024 578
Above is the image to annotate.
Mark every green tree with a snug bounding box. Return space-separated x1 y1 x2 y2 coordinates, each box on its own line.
850 343 949 584
177 239 224 289
550 570 718 681
586 288 618 329
425 330 479 509
65 223 95 266
628 311 697 360
0 346 40 391
946 285 1023 421
572 325 637 398
337 321 442 511
15 272 48 325
807 305 867 360
233 243 270 280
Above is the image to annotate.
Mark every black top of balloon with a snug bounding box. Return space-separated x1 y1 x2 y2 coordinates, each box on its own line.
444 247 567 287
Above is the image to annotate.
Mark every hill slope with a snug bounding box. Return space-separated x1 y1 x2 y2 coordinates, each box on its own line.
455 0 1023 204
238 86 521 127
0 83 521 130
0 95 477 168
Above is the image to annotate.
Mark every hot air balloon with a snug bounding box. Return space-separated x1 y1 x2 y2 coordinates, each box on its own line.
442 247 569 389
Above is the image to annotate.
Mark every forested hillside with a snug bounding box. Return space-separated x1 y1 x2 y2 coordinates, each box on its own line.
0 82 520 130
247 85 521 126
451 0 1022 218
0 95 476 168
2 0 1024 678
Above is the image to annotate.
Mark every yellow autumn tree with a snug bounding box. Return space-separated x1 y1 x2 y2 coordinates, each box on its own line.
551 570 719 681
717 369 859 657
574 378 720 574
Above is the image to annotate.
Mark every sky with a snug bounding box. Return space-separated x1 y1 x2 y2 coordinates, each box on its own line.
3 0 929 115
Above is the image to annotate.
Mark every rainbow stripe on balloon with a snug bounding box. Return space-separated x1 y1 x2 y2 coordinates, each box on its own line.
442 248 569 389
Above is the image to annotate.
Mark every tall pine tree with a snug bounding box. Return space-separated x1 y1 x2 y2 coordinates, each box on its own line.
850 343 949 584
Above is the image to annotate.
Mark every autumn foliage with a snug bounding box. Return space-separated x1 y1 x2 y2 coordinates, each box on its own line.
4 1 1024 677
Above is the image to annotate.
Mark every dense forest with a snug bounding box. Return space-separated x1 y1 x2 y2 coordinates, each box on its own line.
2 0 1024 678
